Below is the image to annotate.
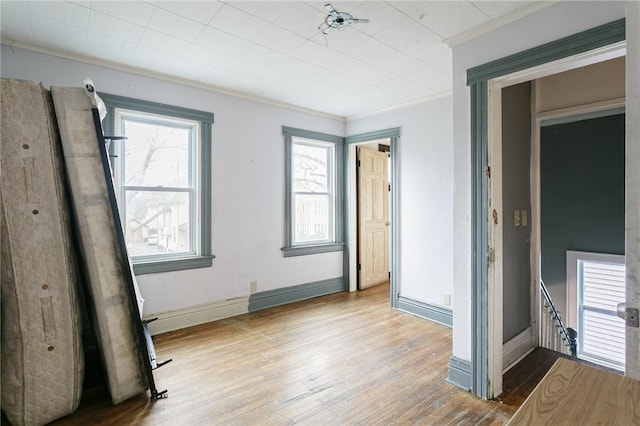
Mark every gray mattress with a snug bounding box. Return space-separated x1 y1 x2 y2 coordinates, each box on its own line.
1 79 84 425
51 86 148 405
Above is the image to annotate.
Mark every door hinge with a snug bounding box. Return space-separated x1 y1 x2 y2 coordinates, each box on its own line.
617 303 639 327
357 160 361 167
488 248 495 264
388 183 391 191
486 166 491 178
358 263 361 271
388 271 391 278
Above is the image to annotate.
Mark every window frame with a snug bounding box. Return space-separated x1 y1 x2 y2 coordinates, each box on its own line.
101 93 214 275
282 126 344 257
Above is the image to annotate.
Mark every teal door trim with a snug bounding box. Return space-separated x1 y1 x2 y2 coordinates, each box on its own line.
345 128 401 308
467 18 626 399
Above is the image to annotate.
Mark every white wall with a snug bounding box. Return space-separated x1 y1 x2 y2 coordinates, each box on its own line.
536 56 625 113
1 45 345 316
452 1 627 361
347 96 454 308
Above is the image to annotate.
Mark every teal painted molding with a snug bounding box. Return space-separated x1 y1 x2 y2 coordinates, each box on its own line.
282 126 343 143
345 127 401 144
100 93 214 123
446 356 472 392
397 296 452 328
133 255 214 275
282 242 345 257
282 126 344 257
467 19 625 85
466 19 626 400
470 81 490 399
343 128 401 309
248 277 345 312
102 94 214 274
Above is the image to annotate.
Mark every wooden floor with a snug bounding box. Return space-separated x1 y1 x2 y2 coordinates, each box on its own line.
51 284 520 425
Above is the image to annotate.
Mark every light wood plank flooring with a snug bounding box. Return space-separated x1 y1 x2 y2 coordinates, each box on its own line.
52 283 518 425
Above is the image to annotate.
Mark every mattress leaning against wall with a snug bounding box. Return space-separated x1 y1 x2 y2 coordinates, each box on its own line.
50 86 149 405
0 78 84 426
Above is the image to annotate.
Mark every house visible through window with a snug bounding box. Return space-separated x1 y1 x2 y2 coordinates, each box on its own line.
282 126 344 257
101 94 213 274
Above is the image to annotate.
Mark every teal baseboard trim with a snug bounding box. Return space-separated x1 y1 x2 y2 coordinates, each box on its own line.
447 356 472 392
397 296 452 328
248 277 345 312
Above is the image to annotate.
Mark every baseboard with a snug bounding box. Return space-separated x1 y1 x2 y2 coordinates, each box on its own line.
502 326 535 373
397 296 452 327
446 356 472 391
248 277 345 312
143 296 249 336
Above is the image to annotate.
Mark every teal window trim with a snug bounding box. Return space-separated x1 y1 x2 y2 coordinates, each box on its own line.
282 126 344 257
466 18 625 399
101 93 214 275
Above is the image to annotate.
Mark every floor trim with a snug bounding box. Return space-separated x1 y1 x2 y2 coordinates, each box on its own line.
248 277 344 312
144 297 249 336
503 326 535 373
397 296 452 327
447 356 472 391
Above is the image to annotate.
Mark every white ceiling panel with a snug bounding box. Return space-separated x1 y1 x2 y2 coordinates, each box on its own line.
303 2 365 14
155 1 223 25
392 1 490 39
372 16 442 60
348 2 408 36
138 29 191 56
472 1 535 19
84 32 137 64
88 11 145 44
270 2 328 39
89 1 155 27
0 0 542 117
208 5 270 40
146 8 205 42
0 1 32 42
29 14 86 54
309 27 371 51
26 1 89 28
252 24 307 53
183 44 241 69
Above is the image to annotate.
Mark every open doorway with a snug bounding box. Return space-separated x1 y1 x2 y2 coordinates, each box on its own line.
485 46 627 397
345 129 400 307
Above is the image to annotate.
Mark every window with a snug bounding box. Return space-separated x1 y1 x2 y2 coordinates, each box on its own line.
567 251 625 370
101 94 214 274
282 126 344 257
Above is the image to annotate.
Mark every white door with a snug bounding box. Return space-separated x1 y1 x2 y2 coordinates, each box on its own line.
357 147 389 290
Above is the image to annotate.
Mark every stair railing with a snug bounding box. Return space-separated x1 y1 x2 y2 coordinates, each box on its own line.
540 279 577 356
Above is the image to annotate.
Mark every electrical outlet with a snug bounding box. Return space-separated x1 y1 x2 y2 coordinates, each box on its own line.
250 280 258 293
513 209 521 227
444 293 451 306
521 209 528 226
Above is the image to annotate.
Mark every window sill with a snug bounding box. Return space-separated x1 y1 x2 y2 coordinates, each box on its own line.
132 255 215 275
282 243 344 257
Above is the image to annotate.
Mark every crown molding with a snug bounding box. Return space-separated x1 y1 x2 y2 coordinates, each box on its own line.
1 38 347 122
346 89 451 121
445 1 560 48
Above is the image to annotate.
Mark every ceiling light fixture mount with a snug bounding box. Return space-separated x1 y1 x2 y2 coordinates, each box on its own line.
320 3 369 34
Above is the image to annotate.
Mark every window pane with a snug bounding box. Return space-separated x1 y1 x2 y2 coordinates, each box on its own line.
294 194 331 243
124 190 191 256
293 142 329 192
123 119 191 188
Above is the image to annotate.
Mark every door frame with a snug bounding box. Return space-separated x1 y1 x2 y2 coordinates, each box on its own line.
468 19 627 399
344 128 400 307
